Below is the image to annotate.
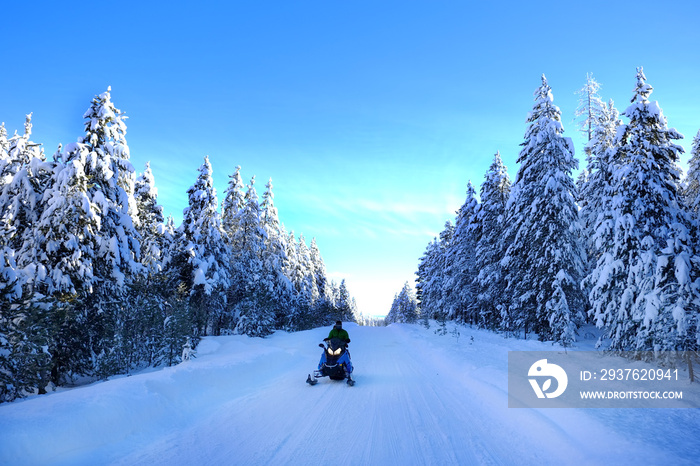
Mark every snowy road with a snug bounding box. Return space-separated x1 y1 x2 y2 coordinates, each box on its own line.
1 323 699 465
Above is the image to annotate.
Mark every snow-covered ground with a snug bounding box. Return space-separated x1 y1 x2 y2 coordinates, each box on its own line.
1 323 699 465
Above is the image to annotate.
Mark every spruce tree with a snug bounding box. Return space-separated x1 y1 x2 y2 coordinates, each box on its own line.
0 282 51 402
574 73 605 143
30 154 104 383
175 156 230 336
1 114 45 182
586 68 697 354
386 293 399 325
443 182 479 323
128 162 173 370
309 238 329 303
283 230 309 330
134 162 166 274
0 114 49 282
221 165 245 243
684 129 700 215
295 234 320 310
415 221 453 320
66 87 142 290
386 282 419 324
69 88 144 377
473 152 511 329
0 123 8 172
578 100 623 269
232 176 276 337
501 75 585 343
260 178 294 328
335 279 357 323
34 158 101 297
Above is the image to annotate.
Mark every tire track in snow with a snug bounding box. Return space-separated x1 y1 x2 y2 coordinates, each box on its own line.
117 324 489 465
266 324 487 465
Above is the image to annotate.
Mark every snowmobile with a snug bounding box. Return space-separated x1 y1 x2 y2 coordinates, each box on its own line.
306 337 355 386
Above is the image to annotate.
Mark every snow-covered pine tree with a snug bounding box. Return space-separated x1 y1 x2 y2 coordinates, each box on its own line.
139 210 180 366
0 123 8 172
575 168 589 205
0 114 49 276
415 221 453 321
174 156 230 336
416 238 436 320
232 176 276 337
221 165 245 244
309 239 330 304
443 181 479 323
415 241 433 319
473 152 511 330
0 241 22 399
288 233 331 327
578 100 623 269
684 129 700 215
229 175 266 255
386 293 399 325
0 281 51 402
585 68 698 355
34 155 102 384
34 158 100 296
335 279 357 323
282 230 309 330
1 126 89 387
0 118 52 401
574 73 605 143
161 214 177 269
0 114 45 184
350 297 361 324
66 87 142 291
134 162 166 274
127 162 173 370
295 234 320 311
260 178 294 328
501 75 585 343
161 295 192 366
260 178 282 244
575 73 605 244
386 282 419 324
60 88 144 377
308 237 343 325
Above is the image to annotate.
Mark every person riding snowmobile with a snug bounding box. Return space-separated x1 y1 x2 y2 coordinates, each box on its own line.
307 320 354 385
326 321 350 344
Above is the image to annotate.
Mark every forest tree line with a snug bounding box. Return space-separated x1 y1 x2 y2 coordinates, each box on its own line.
405 69 700 367
0 88 359 402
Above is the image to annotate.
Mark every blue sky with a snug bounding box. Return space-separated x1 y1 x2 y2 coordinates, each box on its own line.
2 0 699 317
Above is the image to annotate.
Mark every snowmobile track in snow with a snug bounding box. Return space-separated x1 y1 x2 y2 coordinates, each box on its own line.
2 323 699 465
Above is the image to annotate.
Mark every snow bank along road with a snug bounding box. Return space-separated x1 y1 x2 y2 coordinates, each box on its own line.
1 323 699 465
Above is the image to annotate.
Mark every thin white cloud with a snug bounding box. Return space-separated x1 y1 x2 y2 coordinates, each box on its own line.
286 189 454 240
